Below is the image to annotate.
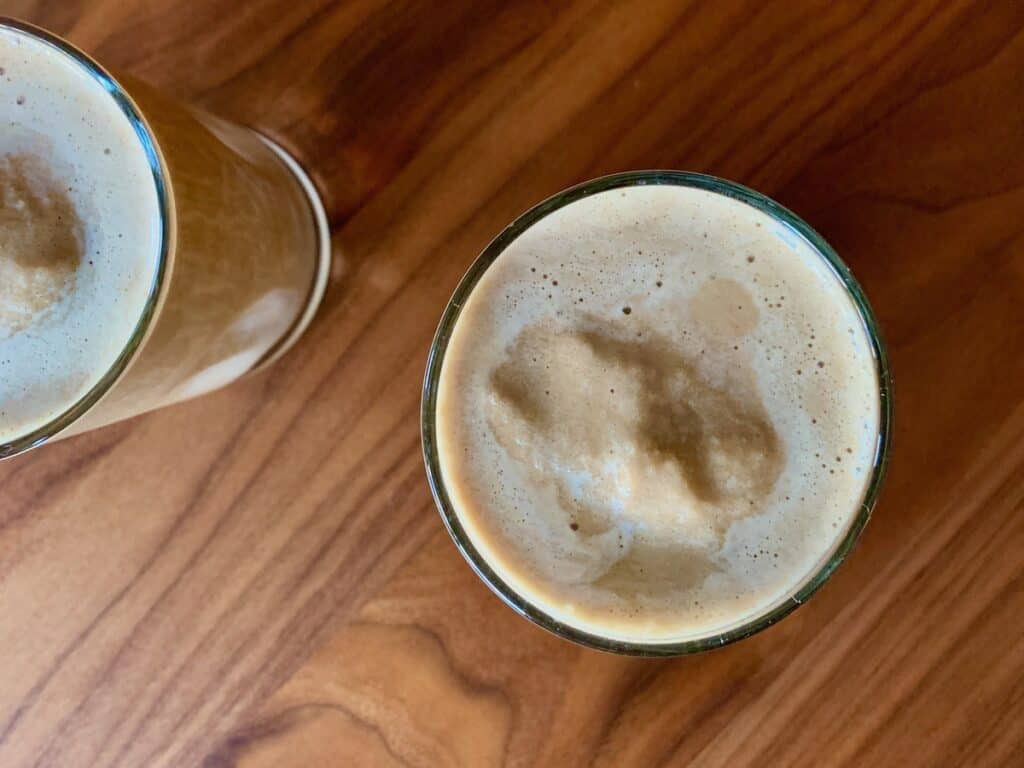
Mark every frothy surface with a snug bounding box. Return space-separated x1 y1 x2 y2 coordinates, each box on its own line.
0 26 161 443
436 184 880 643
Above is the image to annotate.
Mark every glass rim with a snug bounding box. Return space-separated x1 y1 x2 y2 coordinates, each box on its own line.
0 18 172 460
421 170 894 656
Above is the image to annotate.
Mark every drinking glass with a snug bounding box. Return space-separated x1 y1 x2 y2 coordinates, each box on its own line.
422 171 893 655
0 19 330 459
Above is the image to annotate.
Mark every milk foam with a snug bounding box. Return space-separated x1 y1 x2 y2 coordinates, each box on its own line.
436 184 881 643
0 25 161 443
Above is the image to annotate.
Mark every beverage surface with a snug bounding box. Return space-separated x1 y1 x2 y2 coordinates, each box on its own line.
0 25 161 444
435 183 881 643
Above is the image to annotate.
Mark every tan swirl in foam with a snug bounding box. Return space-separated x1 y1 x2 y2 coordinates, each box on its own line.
0 152 83 336
489 321 784 596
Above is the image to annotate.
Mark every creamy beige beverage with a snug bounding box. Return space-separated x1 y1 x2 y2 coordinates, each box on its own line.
0 21 327 456
0 25 161 444
435 183 882 644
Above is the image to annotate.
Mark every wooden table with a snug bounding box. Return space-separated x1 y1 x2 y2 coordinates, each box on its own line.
3 1 1023 766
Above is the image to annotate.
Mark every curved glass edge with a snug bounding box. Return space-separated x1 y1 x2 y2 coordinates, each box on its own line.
422 170 893 656
0 18 172 460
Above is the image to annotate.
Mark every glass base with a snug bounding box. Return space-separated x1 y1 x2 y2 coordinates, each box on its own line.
251 133 331 372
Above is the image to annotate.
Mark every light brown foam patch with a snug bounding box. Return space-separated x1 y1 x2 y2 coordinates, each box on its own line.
689 277 759 338
486 321 784 592
0 152 83 336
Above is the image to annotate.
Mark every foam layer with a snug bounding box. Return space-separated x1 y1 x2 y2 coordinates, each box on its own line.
436 183 881 643
0 25 161 443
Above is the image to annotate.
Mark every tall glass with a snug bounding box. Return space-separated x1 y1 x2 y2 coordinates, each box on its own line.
0 19 329 458
422 171 893 655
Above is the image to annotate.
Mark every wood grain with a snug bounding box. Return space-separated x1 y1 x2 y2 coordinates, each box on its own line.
1 1 1022 766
